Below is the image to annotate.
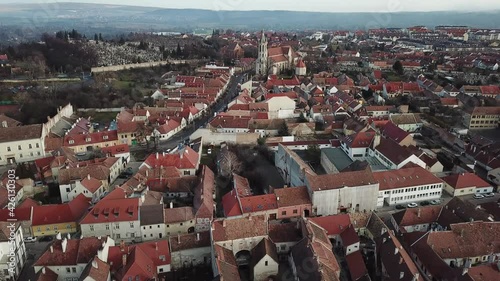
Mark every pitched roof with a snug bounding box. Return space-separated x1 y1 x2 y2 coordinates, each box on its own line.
139 204 164 225
373 165 443 191
32 194 89 226
309 214 351 236
392 206 442 229
239 194 277 214
34 237 110 267
274 186 311 208
80 198 139 224
374 137 414 165
442 173 491 190
164 206 195 224
143 147 199 170
345 251 369 281
169 231 211 252
35 267 59 281
251 238 279 268
390 113 422 125
212 215 268 242
79 257 110 281
0 124 43 143
340 224 360 246
381 121 410 143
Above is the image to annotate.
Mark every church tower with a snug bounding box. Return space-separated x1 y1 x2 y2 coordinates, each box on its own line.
256 31 268 76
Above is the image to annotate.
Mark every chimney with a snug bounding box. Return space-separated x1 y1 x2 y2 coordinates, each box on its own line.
92 259 98 269
162 152 165 156
373 132 381 148
42 267 46 274
156 152 159 159
400 272 404 279
170 202 173 209
62 238 68 253
87 174 91 180
395 247 399 255
155 242 158 251
248 215 252 220
196 232 200 241
222 220 227 227
120 240 125 251
399 256 403 264
417 208 421 218
67 233 70 240
56 232 62 240
462 267 468 276
122 254 127 267
177 234 181 244
460 228 464 237
50 245 54 253
141 193 145 203
412 273 420 281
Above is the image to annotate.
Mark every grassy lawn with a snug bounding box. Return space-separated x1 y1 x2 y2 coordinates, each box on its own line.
112 80 135 90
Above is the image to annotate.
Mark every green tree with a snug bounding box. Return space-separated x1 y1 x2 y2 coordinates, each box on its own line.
277 122 289 136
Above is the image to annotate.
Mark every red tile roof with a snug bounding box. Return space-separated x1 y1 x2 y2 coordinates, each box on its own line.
164 206 195 224
374 165 443 191
212 215 268 242
143 146 199 170
240 194 277 214
274 186 311 208
222 190 242 217
64 130 118 147
345 251 369 281
101 144 130 156
339 224 360 247
108 240 171 280
32 194 89 226
34 237 110 267
309 214 351 236
341 131 375 148
442 173 491 190
80 198 139 224
80 176 103 193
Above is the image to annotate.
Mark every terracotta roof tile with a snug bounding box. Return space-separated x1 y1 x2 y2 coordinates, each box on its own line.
212 215 268 242
309 214 351 236
274 186 311 208
164 206 195 224
307 167 376 192
0 124 42 143
373 165 443 191
442 173 491 190
169 231 210 252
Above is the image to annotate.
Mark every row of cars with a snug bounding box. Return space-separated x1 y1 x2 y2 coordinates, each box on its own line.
473 192 495 199
24 236 53 243
395 199 441 210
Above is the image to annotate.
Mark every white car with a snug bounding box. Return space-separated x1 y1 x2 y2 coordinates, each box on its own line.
484 192 495 198
407 203 418 208
431 200 442 205
473 194 485 199
24 237 37 243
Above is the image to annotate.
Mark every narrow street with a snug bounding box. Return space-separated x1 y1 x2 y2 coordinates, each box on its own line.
130 73 246 159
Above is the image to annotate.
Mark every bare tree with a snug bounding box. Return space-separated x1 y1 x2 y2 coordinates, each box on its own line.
219 150 242 178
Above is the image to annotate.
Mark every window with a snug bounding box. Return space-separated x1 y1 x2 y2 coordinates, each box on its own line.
72 268 76 273
293 209 298 214
29 144 32 149
36 143 39 148
265 261 268 266
115 223 120 229
6 146 10 152
184 171 190 175
282 211 286 216
106 225 109 230
18 145 21 150
86 138 91 142
89 225 94 231
37 151 41 156
66 268 71 273
103 135 108 140
19 154 22 158
130 222 134 228
116 234 120 239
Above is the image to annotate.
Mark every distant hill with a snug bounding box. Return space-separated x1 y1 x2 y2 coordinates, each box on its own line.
0 2 499 31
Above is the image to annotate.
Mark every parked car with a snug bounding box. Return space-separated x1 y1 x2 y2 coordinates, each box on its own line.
395 205 406 210
473 194 485 199
407 203 418 208
430 199 441 205
484 192 495 198
24 237 37 243
38 236 53 242
420 201 430 206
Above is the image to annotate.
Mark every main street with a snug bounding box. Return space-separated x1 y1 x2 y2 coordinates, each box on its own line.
130 73 246 158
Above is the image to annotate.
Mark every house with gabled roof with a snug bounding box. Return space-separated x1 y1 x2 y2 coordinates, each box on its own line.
251 238 279 281
31 194 89 237
33 236 114 281
442 172 493 197
107 240 171 280
79 197 140 243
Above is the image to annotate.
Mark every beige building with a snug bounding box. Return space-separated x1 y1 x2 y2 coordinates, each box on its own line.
0 124 46 165
164 207 196 236
464 106 500 130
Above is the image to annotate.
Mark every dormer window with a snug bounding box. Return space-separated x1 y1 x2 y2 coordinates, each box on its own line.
103 135 108 140
69 140 74 144
86 138 91 142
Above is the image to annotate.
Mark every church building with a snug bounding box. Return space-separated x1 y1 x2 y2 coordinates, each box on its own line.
256 31 302 76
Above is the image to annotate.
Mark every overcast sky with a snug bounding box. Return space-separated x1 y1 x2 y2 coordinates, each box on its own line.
10 0 500 12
